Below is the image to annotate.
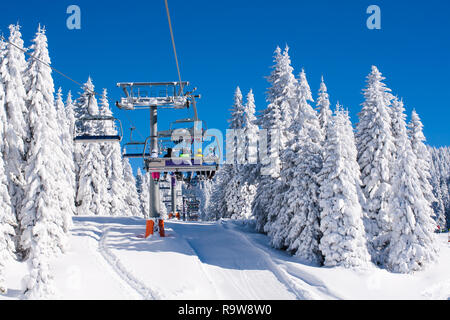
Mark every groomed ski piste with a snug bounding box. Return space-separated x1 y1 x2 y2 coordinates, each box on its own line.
1 216 449 300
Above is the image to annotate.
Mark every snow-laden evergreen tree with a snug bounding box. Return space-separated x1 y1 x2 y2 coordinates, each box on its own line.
65 91 76 138
21 26 73 298
198 180 212 219
243 90 259 172
65 91 78 192
428 146 449 229
99 89 129 216
136 167 144 195
0 42 15 292
140 171 150 218
253 46 296 231
75 78 110 216
356 66 395 264
225 87 246 218
316 76 332 138
0 25 29 239
386 98 438 273
123 157 142 217
54 88 76 218
266 69 324 264
408 110 437 222
225 89 258 220
318 106 370 268
204 165 232 220
266 46 298 143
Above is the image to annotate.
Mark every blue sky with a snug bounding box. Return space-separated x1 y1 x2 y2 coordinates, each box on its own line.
1 0 449 172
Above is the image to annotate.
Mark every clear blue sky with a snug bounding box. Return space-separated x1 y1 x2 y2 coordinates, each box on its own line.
1 0 449 172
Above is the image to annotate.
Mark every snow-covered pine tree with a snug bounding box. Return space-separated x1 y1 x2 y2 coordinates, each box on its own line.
267 69 323 263
225 89 258 220
198 180 212 219
253 46 296 231
225 87 246 218
386 98 438 273
54 88 76 218
0 25 29 242
204 164 232 221
428 146 449 229
75 78 110 216
99 89 129 216
408 110 438 224
21 25 73 298
122 157 142 217
0 40 15 293
140 171 150 218
65 91 78 192
318 105 370 268
136 167 144 195
265 46 297 146
356 66 395 264
316 76 332 138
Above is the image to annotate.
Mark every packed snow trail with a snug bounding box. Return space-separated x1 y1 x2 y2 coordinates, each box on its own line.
1 216 449 300
168 220 303 299
102 218 307 299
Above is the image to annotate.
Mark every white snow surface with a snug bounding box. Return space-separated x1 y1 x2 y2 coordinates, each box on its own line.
1 216 449 300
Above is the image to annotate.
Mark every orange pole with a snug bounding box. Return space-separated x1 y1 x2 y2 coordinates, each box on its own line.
145 220 154 238
158 219 165 237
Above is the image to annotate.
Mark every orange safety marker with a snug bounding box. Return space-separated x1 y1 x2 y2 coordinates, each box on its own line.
175 212 180 220
168 213 174 219
145 220 154 238
158 219 165 237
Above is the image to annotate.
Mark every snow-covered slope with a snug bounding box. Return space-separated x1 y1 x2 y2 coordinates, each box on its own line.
1 216 449 300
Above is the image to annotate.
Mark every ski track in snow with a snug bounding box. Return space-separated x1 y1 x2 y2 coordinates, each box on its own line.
76 222 142 300
220 221 340 300
98 225 160 300
170 220 309 299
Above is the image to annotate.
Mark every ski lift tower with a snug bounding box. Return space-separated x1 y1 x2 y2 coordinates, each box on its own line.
116 81 217 235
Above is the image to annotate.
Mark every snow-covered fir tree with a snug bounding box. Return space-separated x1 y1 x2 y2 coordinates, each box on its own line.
224 87 246 218
356 66 395 264
264 46 298 146
99 89 129 216
316 76 332 138
21 25 73 298
225 89 258 220
386 98 438 273
318 105 370 268
204 165 232 221
54 88 76 218
253 46 296 231
0 25 29 244
122 157 142 217
75 78 110 216
0 40 15 292
266 69 324 264
428 146 450 229
408 110 437 223
140 171 150 218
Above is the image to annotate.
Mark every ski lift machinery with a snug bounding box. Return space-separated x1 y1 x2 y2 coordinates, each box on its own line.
116 81 219 232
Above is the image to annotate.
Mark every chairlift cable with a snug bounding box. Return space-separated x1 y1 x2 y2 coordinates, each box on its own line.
164 0 184 93
0 34 99 97
0 33 147 144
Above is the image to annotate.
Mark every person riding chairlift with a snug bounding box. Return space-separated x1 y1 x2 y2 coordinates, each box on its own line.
195 148 204 179
150 149 160 182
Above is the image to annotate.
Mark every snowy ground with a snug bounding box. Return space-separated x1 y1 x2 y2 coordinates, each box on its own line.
1 216 449 300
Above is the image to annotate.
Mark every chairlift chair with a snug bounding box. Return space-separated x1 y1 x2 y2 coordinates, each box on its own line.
73 116 123 143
